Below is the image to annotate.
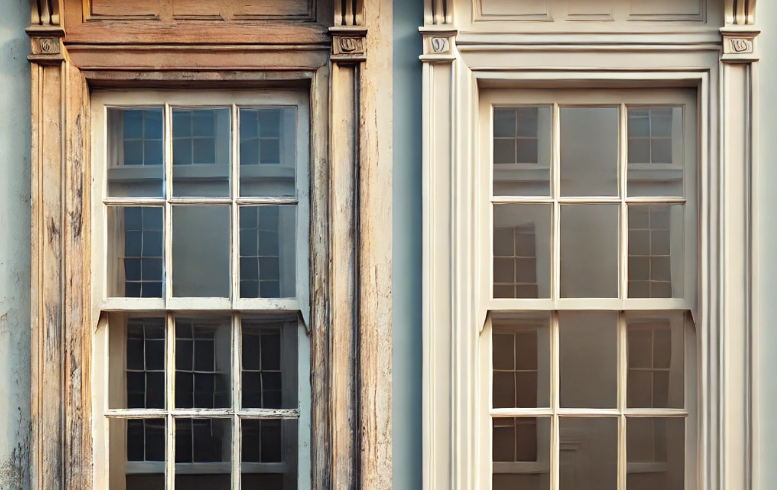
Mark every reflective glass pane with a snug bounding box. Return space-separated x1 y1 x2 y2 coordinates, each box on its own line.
560 205 619 298
241 316 298 409
109 315 166 409
175 316 231 409
628 107 684 197
239 206 297 299
627 312 685 409
240 107 297 198
627 418 684 490
173 108 231 197
241 419 298 486
493 417 550 490
628 205 684 299
493 106 552 197
559 312 617 408
492 313 550 408
172 206 230 297
493 204 551 299
560 107 618 197
114 418 166 490
107 206 164 298
175 418 231 489
559 418 618 490
107 108 164 197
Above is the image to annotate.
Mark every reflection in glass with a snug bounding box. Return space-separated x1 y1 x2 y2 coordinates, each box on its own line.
242 419 297 488
175 317 231 409
559 418 618 490
627 312 685 409
240 107 297 198
175 418 231 489
628 107 684 197
493 417 548 463
108 206 164 298
560 107 618 197
172 206 230 298
560 205 619 298
109 316 166 410
119 417 165 490
559 312 618 408
493 204 551 299
242 316 298 409
173 108 231 197
107 108 164 197
628 205 684 299
492 313 550 408
493 106 551 196
239 206 297 299
627 418 684 490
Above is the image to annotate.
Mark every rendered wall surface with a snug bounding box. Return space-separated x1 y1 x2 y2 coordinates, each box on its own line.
757 2 777 487
0 1 31 489
392 0 423 487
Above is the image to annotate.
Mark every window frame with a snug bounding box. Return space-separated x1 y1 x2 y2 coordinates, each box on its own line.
477 88 699 490
89 89 312 490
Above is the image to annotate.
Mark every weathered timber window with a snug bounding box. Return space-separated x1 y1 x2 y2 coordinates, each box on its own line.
92 91 310 490
478 89 698 490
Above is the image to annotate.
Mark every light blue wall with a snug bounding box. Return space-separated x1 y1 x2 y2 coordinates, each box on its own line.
0 1 31 489
392 0 423 487
757 2 777 487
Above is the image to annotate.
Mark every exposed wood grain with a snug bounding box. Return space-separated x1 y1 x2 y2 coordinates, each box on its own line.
39 61 64 490
309 65 332 490
329 61 358 489
65 45 329 71
358 0 393 487
63 20 331 46
63 63 92 490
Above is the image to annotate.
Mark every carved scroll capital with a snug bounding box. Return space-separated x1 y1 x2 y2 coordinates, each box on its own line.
329 27 367 63
419 27 457 63
720 27 760 63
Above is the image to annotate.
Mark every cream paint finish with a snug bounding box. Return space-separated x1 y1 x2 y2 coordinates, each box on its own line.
421 1 759 489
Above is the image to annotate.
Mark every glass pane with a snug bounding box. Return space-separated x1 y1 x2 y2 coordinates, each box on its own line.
627 312 685 409
114 418 166 490
107 108 164 198
172 206 230 298
175 316 231 409
559 312 617 408
492 313 550 408
242 315 298 409
109 315 166 410
628 107 684 197
560 107 618 197
175 418 232 489
628 205 684 299
493 204 551 299
107 206 164 298
560 205 619 298
240 107 297 198
241 419 298 487
559 418 618 490
493 417 550 490
173 108 231 197
627 418 684 490
493 106 552 197
239 206 297 299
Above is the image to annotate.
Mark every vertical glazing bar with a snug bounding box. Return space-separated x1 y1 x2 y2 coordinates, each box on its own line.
617 312 628 490
550 311 559 490
165 312 176 489
231 105 240 305
232 313 241 490
164 103 173 304
619 103 629 301
552 103 561 302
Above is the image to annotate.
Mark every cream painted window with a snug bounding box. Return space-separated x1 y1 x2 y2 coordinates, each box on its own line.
478 89 698 490
91 91 311 490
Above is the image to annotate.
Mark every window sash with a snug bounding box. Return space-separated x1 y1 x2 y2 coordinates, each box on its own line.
90 90 312 490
